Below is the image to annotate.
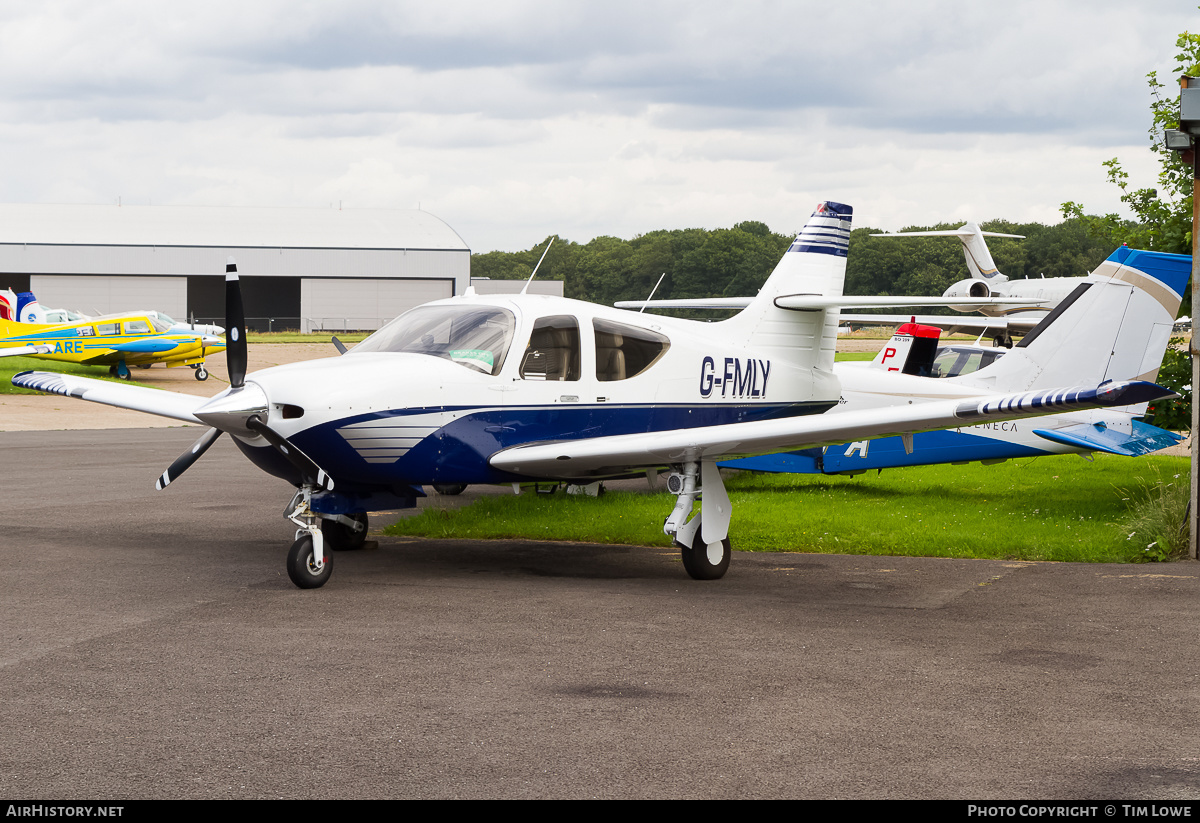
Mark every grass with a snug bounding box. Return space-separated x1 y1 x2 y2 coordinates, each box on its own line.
385 455 1192 563
247 332 370 344
0 356 132 395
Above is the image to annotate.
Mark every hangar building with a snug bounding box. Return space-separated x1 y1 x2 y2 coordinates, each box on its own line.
0 204 472 332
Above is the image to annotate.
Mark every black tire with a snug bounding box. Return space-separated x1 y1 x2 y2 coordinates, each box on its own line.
432 483 468 496
286 534 333 589
195 366 209 381
679 531 731 580
324 513 368 551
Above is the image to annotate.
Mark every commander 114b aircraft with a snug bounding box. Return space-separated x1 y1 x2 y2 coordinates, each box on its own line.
13 202 1173 589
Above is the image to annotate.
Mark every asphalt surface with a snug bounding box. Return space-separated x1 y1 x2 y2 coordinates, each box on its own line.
2 426 1199 800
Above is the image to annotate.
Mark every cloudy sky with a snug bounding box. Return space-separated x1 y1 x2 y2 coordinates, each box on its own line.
0 1 1195 251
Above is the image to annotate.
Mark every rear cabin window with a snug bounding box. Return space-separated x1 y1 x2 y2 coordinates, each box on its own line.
520 315 581 381
594 318 670 381
97 323 120 336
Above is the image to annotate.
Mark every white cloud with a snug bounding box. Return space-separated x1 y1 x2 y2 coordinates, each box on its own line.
0 0 1193 251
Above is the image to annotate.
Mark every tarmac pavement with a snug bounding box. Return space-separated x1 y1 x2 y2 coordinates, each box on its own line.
1 426 1199 799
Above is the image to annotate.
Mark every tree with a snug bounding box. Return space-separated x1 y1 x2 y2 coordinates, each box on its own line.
1061 25 1200 256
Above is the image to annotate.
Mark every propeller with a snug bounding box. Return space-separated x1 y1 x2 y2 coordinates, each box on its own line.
156 427 223 490
225 258 247 388
154 257 336 492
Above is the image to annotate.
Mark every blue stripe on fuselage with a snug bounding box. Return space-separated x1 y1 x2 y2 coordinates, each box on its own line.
287 400 834 488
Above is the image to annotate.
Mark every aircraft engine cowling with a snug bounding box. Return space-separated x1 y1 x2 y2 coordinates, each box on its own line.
942 278 992 313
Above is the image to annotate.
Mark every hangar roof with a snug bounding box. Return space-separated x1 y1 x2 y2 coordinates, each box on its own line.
0 204 470 252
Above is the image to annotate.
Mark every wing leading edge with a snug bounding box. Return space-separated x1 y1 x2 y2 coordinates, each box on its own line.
13 370 206 424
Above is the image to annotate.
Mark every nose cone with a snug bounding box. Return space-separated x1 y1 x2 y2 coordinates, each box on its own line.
194 382 268 436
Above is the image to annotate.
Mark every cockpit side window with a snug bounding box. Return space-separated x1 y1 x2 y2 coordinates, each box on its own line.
520 315 580 381
351 305 517 375
930 346 1006 378
594 318 670 381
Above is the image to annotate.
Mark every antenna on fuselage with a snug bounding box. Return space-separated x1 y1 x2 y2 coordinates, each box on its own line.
640 272 667 312
520 237 555 295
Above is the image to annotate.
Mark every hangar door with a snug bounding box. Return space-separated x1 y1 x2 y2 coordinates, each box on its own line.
30 275 187 319
300 278 453 333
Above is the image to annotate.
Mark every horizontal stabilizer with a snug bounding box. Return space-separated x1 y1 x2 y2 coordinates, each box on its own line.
1032 419 1183 457
12 370 207 424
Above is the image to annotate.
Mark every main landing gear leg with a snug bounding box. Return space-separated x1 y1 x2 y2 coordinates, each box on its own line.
663 459 732 580
284 487 332 588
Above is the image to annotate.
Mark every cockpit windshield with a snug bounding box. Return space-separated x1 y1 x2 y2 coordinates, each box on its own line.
352 305 517 375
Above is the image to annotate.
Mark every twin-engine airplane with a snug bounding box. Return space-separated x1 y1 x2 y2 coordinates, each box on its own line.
724 243 1190 475
14 202 1174 589
0 313 225 379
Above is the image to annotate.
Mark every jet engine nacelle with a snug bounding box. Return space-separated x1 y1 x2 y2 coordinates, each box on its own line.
942 278 993 313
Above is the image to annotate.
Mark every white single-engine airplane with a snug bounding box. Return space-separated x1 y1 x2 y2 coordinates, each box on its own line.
14 202 1173 589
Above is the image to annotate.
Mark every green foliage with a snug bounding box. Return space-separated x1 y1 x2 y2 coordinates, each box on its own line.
387 456 1192 564
1147 338 1192 431
476 217 1116 315
1061 23 1200 257
1114 464 1190 561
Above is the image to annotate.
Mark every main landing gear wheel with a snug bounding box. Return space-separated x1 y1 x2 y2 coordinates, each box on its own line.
432 483 467 496
287 534 332 589
324 513 368 551
679 532 731 580
109 363 132 380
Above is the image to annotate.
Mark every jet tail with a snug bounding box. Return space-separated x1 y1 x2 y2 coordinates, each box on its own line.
872 222 1021 282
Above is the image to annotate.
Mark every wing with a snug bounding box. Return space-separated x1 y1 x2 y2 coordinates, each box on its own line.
490 380 1172 479
12 371 207 424
0 344 52 357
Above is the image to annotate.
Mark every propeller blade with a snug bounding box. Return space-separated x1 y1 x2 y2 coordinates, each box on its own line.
245 414 335 491
226 257 247 388
155 427 223 490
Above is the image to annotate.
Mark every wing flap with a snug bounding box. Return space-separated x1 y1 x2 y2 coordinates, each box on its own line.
13 370 207 424
490 381 1174 479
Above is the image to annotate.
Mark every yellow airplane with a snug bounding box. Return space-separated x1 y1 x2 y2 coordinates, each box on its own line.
0 313 226 380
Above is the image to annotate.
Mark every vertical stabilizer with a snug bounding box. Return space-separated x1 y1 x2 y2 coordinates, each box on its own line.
872 222 1020 282
724 201 852 373
961 247 1191 399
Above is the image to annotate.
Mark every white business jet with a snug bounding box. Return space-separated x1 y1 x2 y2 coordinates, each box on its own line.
14 202 1171 589
841 222 1120 347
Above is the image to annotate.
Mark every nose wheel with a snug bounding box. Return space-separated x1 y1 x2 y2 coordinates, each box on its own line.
287 534 332 589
